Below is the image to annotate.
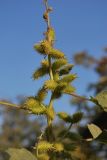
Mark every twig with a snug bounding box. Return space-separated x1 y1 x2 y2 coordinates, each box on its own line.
44 0 51 28
35 128 46 158
69 93 90 101
60 123 72 140
0 101 21 109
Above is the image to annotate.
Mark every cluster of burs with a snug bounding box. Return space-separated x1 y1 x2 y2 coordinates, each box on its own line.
22 1 83 160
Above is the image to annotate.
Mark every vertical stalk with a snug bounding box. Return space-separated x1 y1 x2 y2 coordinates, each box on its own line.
44 0 55 141
47 55 54 127
48 55 53 80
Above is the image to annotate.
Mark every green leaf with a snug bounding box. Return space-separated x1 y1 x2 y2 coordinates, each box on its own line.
6 148 37 160
95 90 107 112
88 124 107 144
88 124 102 139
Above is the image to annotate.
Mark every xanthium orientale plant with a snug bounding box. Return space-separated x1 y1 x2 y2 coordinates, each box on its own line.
0 0 107 160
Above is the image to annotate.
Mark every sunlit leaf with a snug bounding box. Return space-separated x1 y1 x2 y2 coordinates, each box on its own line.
6 148 37 160
88 124 102 139
95 90 107 112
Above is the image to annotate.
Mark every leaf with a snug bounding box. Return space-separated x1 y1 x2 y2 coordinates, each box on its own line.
88 124 102 139
88 124 107 144
95 90 107 112
6 148 37 160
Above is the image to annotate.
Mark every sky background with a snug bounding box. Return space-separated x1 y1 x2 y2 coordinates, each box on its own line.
0 0 107 113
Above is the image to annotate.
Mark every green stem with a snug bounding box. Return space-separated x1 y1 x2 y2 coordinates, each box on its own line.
58 123 72 141
47 56 54 127
0 101 20 109
68 92 90 101
48 55 53 80
43 0 55 142
36 130 45 159
44 0 54 124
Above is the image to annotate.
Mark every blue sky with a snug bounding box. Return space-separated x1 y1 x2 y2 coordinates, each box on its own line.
0 0 107 113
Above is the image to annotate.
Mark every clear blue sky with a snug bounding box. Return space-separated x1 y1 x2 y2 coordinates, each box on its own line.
0 0 107 112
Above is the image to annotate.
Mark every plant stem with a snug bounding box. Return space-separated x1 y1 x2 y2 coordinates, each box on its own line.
69 93 90 101
44 0 50 28
44 0 55 142
48 55 53 80
59 123 72 141
0 101 20 109
36 129 45 159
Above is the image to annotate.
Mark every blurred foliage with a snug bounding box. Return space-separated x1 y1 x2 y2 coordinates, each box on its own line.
0 97 43 160
72 48 107 159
